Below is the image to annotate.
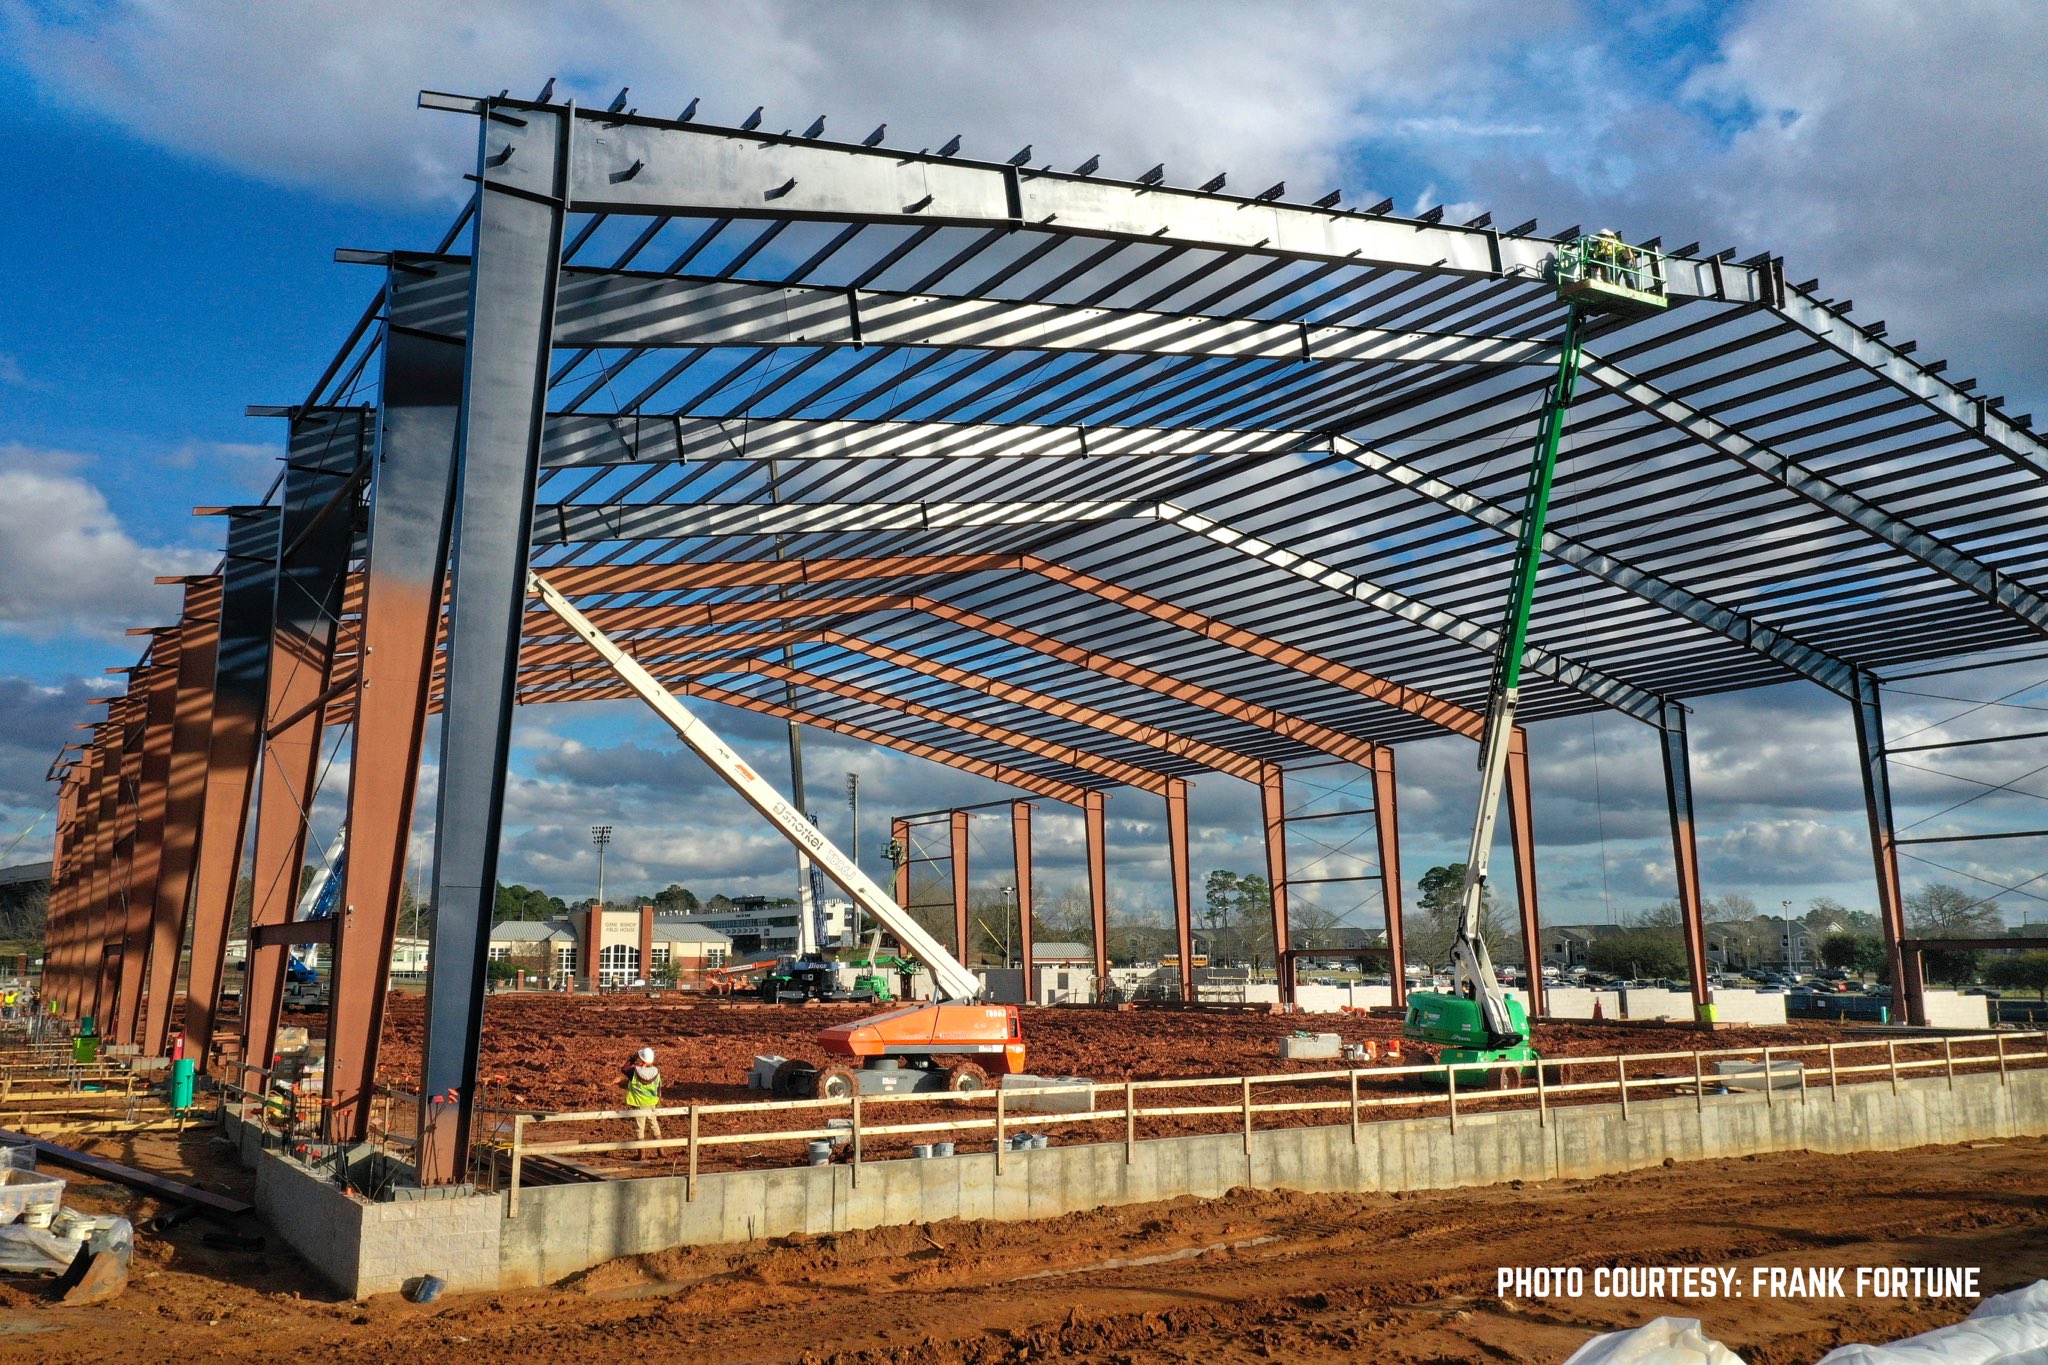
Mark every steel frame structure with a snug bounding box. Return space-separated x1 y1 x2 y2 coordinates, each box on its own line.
45 89 2048 1183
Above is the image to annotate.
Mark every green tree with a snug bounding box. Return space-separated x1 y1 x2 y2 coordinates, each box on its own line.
1588 928 1688 980
1908 883 2001 986
652 883 700 915
1985 952 2048 1000
1819 932 1886 975
1404 863 1504 970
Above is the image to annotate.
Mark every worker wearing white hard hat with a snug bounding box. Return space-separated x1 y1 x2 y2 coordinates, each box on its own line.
622 1045 664 1153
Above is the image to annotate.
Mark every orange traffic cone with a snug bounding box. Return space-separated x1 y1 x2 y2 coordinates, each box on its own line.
1592 997 1605 1021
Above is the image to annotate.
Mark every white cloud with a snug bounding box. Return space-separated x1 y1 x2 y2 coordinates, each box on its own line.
2 1 1561 208
0 448 213 638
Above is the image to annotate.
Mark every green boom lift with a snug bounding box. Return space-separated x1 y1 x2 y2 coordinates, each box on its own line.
1403 234 1668 1085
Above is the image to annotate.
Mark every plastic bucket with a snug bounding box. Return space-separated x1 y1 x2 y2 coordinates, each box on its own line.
932 1141 955 1158
806 1140 833 1166
911 1144 934 1159
1029 1134 1049 1150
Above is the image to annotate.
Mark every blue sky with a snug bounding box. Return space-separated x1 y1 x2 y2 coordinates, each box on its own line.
3 1 2046 934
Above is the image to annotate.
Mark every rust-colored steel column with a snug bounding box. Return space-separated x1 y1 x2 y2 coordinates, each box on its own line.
97 694 145 1026
184 507 284 1074
114 645 182 1044
44 771 78 1012
324 324 462 1144
949 810 972 964
142 578 224 1054
49 749 93 1015
238 414 360 1078
1503 729 1545 1019
1011 801 1033 990
1371 747 1407 1009
892 817 911 910
1084 791 1109 990
1657 702 1712 1020
1165 778 1194 1000
1259 764 1292 1003
637 906 654 982
68 737 111 1017
1852 670 1918 1024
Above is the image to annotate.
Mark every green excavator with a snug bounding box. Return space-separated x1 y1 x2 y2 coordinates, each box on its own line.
1402 234 1668 1085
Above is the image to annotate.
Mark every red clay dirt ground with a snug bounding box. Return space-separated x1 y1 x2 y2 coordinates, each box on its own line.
4 1129 2045 1364
352 992 1979 1172
372 991 1869 1113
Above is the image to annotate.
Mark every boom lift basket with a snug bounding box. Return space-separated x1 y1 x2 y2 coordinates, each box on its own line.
1553 233 1669 316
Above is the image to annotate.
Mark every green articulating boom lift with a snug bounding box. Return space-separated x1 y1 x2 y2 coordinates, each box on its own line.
1402 234 1668 1086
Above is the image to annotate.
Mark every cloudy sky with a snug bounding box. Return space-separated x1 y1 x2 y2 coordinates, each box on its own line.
3 1 2046 935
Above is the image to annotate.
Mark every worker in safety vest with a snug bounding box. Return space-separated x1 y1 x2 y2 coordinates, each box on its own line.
1589 229 1634 284
622 1046 663 1151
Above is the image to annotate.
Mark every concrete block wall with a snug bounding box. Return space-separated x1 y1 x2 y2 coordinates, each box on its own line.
494 1067 2048 1290
1922 990 1993 1030
1621 987 1695 1020
1707 989 1790 1026
1539 986 1624 1019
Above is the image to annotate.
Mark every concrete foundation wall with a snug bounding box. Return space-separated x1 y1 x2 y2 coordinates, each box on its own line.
494 1067 2048 1290
238 1067 2048 1297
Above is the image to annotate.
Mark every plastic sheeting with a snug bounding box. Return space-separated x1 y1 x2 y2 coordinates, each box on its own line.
1817 1280 2048 1363
0 1215 132 1275
1563 1317 1747 1365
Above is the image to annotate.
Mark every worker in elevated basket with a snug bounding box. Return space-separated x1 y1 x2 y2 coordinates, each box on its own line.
622 1045 663 1155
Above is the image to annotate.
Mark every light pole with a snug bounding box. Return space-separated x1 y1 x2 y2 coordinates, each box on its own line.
1001 883 1016 969
592 825 612 913
846 772 861 865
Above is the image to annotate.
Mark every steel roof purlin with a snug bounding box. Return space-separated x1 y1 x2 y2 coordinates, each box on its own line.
266 87 2048 772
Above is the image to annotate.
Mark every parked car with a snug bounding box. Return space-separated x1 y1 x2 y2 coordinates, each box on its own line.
1963 987 2002 999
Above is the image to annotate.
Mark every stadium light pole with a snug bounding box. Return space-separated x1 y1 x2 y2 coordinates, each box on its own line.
592 825 612 914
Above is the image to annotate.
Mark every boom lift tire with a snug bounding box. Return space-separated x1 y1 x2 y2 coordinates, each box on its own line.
944 1062 990 1093
813 1063 860 1101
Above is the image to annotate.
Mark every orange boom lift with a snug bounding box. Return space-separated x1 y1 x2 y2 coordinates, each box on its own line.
529 572 1025 1098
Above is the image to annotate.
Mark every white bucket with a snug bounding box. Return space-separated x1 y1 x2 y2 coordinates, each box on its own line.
20 1202 57 1229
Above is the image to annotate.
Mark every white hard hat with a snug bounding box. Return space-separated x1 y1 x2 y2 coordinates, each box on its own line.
636 1047 655 1064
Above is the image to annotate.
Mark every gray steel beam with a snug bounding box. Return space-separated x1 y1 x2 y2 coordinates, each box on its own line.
1656 701 1711 1017
538 411 1311 468
1332 436 1861 697
1774 290 2048 476
418 100 570 1185
1152 501 1669 724
389 259 1562 367
420 91 1761 302
533 498 1148 543
1581 356 2048 636
284 405 1311 469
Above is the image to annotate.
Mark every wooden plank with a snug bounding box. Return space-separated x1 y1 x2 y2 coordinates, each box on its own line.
0 1124 253 1217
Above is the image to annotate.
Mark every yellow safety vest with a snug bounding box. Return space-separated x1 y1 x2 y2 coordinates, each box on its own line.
625 1065 661 1107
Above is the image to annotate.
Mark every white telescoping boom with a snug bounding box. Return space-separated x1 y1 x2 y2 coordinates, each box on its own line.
526 571 983 1003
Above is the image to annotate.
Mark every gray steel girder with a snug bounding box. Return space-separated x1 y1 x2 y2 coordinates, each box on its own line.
418 91 1763 302
387 259 1563 367
1581 356 2048 637
1333 435 1861 698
